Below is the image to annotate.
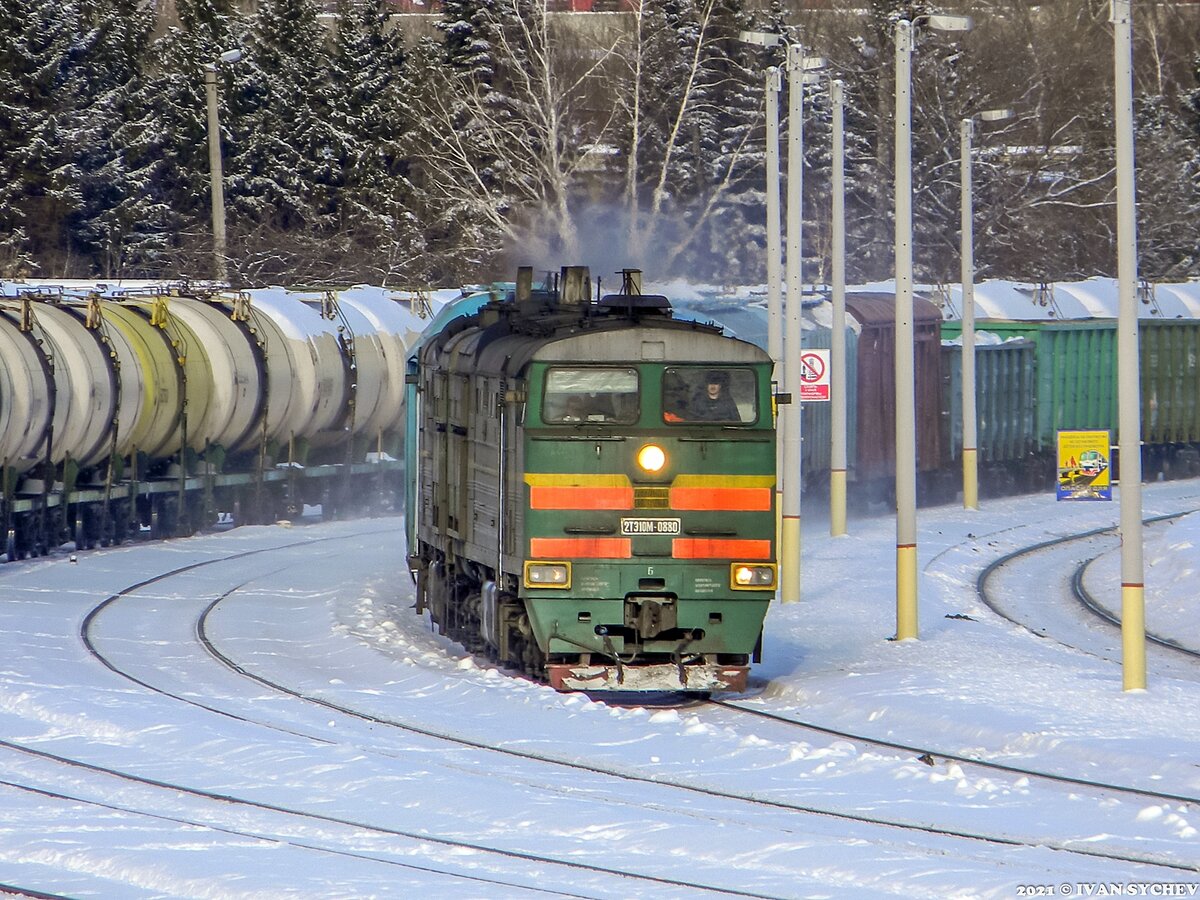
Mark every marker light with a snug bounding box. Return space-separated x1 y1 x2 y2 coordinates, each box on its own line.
637 444 667 473
731 563 777 590
524 561 571 589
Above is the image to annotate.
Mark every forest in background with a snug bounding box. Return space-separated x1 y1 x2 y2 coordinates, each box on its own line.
1 0 1198 288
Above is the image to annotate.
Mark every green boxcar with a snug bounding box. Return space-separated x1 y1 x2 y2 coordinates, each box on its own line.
942 318 1200 456
942 320 1117 451
1140 320 1200 446
942 339 1038 464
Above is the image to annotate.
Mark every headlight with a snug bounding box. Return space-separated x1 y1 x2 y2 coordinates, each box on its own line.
731 563 776 589
524 561 571 589
637 443 667 473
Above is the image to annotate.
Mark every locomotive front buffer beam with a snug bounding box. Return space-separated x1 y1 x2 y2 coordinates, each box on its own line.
546 659 750 693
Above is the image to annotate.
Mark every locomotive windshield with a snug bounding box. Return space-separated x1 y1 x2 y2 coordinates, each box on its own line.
543 367 639 424
662 366 758 425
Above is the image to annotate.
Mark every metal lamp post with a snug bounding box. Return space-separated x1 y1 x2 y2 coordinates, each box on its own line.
1111 0 1145 691
780 46 826 604
739 32 784 367
203 48 243 284
830 78 847 537
739 31 786 590
737 31 826 604
765 65 784 380
959 107 1012 511
894 14 972 641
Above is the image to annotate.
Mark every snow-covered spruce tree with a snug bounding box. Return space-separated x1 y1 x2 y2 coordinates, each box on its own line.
789 0 907 284
69 0 158 277
118 0 246 279
0 0 83 275
622 0 710 273
678 0 763 283
326 0 427 284
232 0 338 282
904 16 974 285
969 0 1120 282
407 0 508 280
438 0 498 83
619 0 692 251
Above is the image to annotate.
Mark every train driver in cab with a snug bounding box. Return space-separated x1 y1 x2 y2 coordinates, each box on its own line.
690 370 740 421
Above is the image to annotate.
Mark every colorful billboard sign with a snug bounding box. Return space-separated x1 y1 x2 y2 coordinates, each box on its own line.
1056 430 1112 501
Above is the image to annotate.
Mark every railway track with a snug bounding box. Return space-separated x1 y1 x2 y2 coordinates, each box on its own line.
701 508 1200 820
66 532 792 899
978 510 1200 672
708 695 1200 824
2 519 1196 896
1074 555 1200 661
0 760 583 898
77 533 1200 879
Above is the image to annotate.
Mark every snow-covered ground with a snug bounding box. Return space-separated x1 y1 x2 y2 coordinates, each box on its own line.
1 481 1199 897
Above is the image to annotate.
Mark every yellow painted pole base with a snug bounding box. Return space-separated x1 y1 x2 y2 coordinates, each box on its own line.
780 516 801 604
962 448 979 510
1122 583 1146 690
896 544 918 640
830 469 847 536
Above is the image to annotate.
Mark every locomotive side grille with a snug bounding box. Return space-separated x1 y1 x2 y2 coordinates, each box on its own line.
633 487 670 509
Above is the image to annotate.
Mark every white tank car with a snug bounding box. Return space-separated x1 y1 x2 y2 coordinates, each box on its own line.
331 288 432 441
22 303 121 469
0 305 55 474
241 289 396 450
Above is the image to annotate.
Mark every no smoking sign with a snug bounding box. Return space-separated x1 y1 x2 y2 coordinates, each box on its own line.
798 349 831 402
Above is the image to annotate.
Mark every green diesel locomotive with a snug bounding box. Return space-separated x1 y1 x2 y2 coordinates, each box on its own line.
406 267 776 692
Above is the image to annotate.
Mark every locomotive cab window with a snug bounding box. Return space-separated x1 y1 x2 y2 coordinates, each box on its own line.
543 367 639 424
662 366 757 425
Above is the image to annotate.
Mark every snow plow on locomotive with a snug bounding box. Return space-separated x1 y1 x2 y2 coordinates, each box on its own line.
406 267 777 692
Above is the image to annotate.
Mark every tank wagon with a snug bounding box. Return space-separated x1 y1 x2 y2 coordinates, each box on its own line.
0 283 436 559
406 268 777 692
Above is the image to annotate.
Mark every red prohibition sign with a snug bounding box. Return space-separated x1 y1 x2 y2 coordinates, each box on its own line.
799 351 826 383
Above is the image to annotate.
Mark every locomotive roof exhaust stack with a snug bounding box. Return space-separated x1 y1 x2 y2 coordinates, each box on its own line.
515 266 533 304
619 269 643 296
559 266 591 306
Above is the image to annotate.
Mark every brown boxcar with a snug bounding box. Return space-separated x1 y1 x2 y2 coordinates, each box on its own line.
844 293 944 495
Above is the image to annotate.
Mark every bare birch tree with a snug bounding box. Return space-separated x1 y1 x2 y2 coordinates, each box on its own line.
412 0 629 271
616 0 763 277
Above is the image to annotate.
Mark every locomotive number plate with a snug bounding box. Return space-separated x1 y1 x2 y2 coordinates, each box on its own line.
620 517 681 535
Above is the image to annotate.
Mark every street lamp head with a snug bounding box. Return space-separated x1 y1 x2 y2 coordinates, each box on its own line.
787 43 828 75
925 13 974 32
218 49 244 65
738 30 781 48
978 107 1014 123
